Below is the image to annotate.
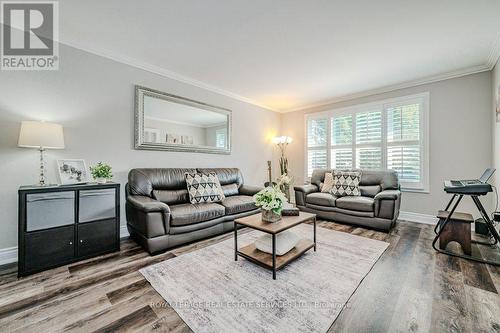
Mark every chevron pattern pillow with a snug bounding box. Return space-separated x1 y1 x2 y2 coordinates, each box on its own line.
331 170 362 196
185 172 225 204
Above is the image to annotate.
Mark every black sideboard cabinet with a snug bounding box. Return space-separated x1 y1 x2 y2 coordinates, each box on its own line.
18 183 120 277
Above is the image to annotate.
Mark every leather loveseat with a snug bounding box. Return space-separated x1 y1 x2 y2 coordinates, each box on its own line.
294 169 401 231
126 168 262 254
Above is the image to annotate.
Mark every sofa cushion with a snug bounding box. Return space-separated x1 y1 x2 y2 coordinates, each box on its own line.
221 195 257 215
221 183 239 197
170 203 225 226
306 192 337 207
153 189 189 205
335 196 374 212
185 172 225 204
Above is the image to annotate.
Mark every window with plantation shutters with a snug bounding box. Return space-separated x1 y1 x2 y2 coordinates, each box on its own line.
215 129 226 148
306 118 328 177
385 100 423 188
305 93 429 191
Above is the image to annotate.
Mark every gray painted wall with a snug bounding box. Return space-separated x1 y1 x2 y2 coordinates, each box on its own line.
0 44 281 250
493 58 500 226
281 72 493 217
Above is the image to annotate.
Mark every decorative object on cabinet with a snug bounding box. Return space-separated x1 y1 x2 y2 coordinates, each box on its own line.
90 162 113 184
57 159 89 185
18 182 120 277
18 121 65 186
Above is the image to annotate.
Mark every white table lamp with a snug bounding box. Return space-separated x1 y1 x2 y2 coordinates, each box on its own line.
18 121 65 186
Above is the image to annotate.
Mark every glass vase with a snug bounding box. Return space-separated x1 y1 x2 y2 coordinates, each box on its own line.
262 209 281 223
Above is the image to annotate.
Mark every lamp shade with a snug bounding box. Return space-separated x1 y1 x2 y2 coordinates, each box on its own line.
18 121 65 149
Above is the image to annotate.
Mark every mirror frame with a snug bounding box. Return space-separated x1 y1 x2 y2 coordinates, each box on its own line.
134 85 232 154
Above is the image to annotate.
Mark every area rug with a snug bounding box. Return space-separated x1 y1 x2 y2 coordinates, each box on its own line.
140 224 389 333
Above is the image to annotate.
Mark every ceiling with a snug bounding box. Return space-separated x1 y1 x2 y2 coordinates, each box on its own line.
59 1 500 113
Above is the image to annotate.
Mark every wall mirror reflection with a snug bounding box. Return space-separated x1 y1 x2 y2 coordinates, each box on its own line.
135 85 231 154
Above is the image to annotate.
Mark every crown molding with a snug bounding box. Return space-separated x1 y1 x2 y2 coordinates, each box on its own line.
283 64 491 113
487 33 500 69
59 40 279 113
58 36 498 115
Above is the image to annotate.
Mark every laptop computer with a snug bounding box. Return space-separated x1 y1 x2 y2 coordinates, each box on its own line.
450 168 495 187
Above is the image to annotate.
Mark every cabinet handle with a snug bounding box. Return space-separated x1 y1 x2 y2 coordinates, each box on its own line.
80 240 83 243
69 241 73 245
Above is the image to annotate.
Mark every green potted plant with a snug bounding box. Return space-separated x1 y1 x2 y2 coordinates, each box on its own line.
253 186 288 222
90 162 113 184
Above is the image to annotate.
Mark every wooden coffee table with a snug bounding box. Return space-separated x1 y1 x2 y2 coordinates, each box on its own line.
234 212 316 280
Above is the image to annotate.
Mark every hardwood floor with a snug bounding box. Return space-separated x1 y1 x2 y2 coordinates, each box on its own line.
0 220 498 332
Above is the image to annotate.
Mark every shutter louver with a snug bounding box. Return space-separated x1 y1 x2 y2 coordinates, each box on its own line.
356 147 382 169
307 150 327 177
332 115 352 145
356 111 381 144
331 148 352 169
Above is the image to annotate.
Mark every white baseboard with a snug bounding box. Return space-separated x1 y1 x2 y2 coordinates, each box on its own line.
120 224 130 238
0 225 130 266
0 247 18 266
399 211 439 225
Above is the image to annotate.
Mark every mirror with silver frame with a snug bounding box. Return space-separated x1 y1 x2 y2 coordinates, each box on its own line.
134 85 231 154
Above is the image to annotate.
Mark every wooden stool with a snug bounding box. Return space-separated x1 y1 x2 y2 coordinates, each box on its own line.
437 210 473 255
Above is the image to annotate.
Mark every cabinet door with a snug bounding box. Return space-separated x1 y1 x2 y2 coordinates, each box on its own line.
24 225 75 273
77 219 117 258
79 189 116 223
26 192 74 231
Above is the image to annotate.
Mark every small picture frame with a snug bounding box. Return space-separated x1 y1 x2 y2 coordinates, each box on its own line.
56 159 89 185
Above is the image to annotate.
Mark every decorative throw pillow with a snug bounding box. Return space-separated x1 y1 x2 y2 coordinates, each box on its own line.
255 230 300 256
185 172 225 204
321 172 334 193
331 170 361 196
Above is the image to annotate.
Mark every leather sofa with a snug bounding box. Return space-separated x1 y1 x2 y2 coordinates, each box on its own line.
294 169 401 231
126 168 262 254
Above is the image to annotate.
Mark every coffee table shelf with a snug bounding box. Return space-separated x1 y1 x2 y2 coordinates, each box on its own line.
234 211 316 280
238 238 314 271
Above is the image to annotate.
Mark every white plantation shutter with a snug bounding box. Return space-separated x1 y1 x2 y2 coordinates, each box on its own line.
386 101 424 188
307 118 327 147
356 111 381 144
306 118 328 176
356 147 382 169
331 115 353 169
331 115 352 145
305 93 428 191
331 148 352 169
355 111 382 169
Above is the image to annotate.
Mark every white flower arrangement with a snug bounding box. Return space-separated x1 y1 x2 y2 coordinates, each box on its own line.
276 173 294 186
253 186 288 214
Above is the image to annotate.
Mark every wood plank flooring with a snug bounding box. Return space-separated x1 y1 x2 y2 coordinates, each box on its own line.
0 220 498 332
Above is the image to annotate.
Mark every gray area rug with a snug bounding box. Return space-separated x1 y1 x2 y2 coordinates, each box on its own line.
140 224 389 333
